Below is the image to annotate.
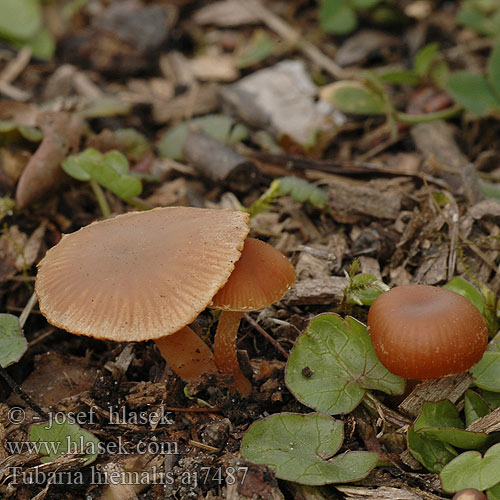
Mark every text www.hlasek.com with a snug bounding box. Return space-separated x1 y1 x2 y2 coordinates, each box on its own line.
6 435 178 456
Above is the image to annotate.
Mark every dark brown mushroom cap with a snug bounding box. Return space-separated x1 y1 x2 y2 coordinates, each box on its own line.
35 207 250 341
210 237 296 311
367 284 489 380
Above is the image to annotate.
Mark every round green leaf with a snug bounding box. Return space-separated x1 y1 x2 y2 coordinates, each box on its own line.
30 418 100 466
446 72 499 116
285 314 405 415
319 0 357 35
443 277 485 314
440 443 500 492
471 351 500 392
324 81 386 115
0 0 41 40
0 314 27 367
241 412 377 485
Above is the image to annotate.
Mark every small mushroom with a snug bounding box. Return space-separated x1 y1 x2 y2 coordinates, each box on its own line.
35 207 249 381
210 237 296 396
367 285 488 380
452 489 487 500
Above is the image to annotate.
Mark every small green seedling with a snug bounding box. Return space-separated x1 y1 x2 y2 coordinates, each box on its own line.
241 412 377 485
342 259 390 306
246 176 327 217
0 314 27 368
0 0 55 59
379 42 449 88
446 42 500 117
285 313 405 415
30 417 100 466
157 114 248 161
62 148 142 217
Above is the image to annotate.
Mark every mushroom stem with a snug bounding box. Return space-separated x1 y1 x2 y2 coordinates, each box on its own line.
214 310 252 396
154 326 217 381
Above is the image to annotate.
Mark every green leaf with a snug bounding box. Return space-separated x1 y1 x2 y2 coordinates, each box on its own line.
14 27 56 60
0 314 27 368
465 390 491 427
470 351 500 392
285 314 405 415
414 400 489 450
157 114 249 161
277 177 327 208
319 0 357 35
350 0 381 9
487 42 500 100
407 426 458 473
62 148 142 200
378 69 420 86
446 72 499 116
114 128 150 161
414 43 439 78
344 273 390 306
440 443 500 492
237 29 275 69
488 482 500 500
457 0 500 37
324 81 386 115
241 412 377 485
30 418 100 465
430 59 450 87
0 120 42 145
443 277 485 315
0 0 41 40
481 390 500 410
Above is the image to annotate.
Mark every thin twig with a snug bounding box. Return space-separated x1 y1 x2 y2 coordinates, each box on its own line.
19 292 38 329
240 0 346 80
244 313 289 359
0 366 48 420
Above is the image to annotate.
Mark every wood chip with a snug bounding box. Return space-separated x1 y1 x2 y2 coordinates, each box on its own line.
282 277 349 305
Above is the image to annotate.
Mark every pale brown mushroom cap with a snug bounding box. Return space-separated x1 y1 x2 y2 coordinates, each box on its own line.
210 237 296 311
35 207 250 342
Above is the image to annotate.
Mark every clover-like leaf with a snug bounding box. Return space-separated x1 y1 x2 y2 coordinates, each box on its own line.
440 443 500 492
414 400 489 450
62 148 142 200
0 314 27 368
30 418 100 466
285 314 405 415
470 351 500 392
321 81 386 115
407 426 458 473
488 42 500 100
241 412 377 485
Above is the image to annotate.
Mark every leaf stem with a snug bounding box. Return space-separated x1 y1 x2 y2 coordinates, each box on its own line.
89 179 111 218
395 105 462 124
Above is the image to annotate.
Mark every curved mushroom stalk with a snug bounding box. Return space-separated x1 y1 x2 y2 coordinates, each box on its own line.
154 326 218 381
213 311 252 396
